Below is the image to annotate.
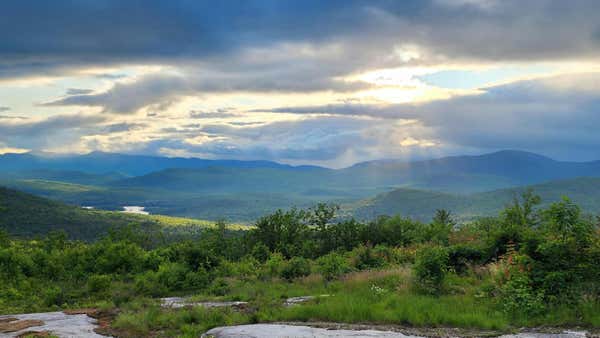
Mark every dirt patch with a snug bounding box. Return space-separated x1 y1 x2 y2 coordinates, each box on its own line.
0 319 45 333
87 308 124 337
0 317 18 324
63 308 98 316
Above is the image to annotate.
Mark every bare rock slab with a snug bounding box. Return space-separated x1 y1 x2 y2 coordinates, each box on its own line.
161 297 248 309
0 312 108 338
202 324 423 338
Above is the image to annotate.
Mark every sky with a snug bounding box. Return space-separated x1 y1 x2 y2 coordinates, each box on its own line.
1 0 600 167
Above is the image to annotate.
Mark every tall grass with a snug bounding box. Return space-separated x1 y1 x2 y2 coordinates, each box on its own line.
269 268 509 330
111 267 600 336
113 300 251 337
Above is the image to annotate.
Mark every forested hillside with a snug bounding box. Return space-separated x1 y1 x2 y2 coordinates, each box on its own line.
354 177 600 221
0 187 220 240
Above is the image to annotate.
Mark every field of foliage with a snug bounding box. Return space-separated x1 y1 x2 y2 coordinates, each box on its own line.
1 190 599 336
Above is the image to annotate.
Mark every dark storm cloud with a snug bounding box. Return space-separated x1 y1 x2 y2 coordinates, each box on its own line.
2 0 600 80
42 70 368 113
11 0 600 114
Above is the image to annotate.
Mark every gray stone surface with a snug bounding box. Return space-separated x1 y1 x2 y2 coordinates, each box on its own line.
161 297 248 309
202 324 422 338
0 311 108 338
284 295 331 306
500 331 588 338
202 324 593 338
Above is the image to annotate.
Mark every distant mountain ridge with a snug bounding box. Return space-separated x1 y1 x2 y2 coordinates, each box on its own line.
0 151 323 176
2 150 600 221
342 150 600 193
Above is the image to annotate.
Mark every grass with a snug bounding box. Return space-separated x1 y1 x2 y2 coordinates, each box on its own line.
112 299 252 337
145 214 250 230
267 267 509 330
276 292 507 329
109 265 600 337
110 268 509 337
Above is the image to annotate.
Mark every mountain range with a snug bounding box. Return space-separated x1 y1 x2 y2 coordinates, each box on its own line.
1 150 600 223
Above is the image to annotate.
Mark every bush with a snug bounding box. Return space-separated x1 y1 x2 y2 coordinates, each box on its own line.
208 278 230 296
42 286 65 307
260 252 285 280
226 256 260 281
281 257 311 281
134 271 166 297
350 244 386 270
87 274 112 294
413 246 448 295
317 252 351 281
500 273 545 317
183 268 210 290
251 243 271 262
156 262 188 290
447 244 484 274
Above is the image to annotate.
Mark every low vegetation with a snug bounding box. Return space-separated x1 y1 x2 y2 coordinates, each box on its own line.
1 190 599 336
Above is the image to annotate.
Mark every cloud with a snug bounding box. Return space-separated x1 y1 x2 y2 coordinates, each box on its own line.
2 1 600 81
0 115 27 120
42 68 369 113
252 73 600 161
189 108 239 119
0 106 10 112
66 88 93 95
3 1 600 165
0 113 108 151
138 115 436 165
102 122 147 133
42 74 187 113
94 73 127 80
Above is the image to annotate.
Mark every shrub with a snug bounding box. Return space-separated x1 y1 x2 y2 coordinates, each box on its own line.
208 278 230 296
134 271 167 297
281 257 311 281
413 245 448 295
183 268 210 290
317 252 351 281
350 244 386 270
156 262 188 290
87 274 112 294
229 256 260 281
42 286 64 307
251 243 271 262
500 273 545 317
447 244 484 274
261 252 285 279
391 246 417 264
